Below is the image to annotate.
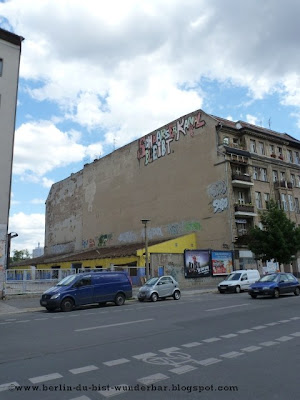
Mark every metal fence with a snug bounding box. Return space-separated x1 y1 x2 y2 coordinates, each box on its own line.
4 266 148 295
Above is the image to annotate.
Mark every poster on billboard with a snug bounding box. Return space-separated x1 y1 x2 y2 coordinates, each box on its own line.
184 250 211 278
211 251 233 276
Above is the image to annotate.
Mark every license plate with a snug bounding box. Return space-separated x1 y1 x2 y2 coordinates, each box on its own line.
41 301 47 305
253 290 259 293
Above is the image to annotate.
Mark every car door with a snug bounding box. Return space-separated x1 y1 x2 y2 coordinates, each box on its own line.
240 273 249 290
73 276 94 305
278 274 290 294
157 277 174 297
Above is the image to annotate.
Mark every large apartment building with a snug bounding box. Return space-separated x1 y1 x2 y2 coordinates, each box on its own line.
44 109 300 275
0 28 23 273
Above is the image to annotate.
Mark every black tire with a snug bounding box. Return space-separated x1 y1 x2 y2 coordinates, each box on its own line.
273 289 280 299
294 287 300 296
138 298 144 302
235 285 241 294
46 306 56 312
114 293 125 306
250 294 257 299
173 290 181 300
60 297 74 312
151 293 158 302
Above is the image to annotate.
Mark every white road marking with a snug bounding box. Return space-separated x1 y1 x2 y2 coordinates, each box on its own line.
0 382 20 392
34 318 48 321
103 359 130 367
220 351 243 358
15 320 30 323
241 346 261 352
251 326 266 330
133 352 157 360
237 329 253 334
182 342 202 348
29 373 63 383
5 319 16 321
70 396 91 400
221 334 237 338
198 358 222 366
276 336 294 342
69 365 99 374
260 341 279 346
137 373 169 385
290 317 300 320
170 365 197 374
277 320 290 323
290 332 300 337
205 304 249 312
52 316 64 319
159 347 181 353
202 337 221 343
75 318 154 332
0 322 11 325
99 384 129 398
265 322 278 326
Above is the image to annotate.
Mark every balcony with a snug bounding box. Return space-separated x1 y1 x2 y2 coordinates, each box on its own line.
274 181 293 190
234 204 257 217
231 174 254 188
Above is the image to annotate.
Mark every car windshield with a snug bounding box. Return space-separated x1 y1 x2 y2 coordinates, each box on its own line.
57 275 77 286
225 273 241 281
258 274 278 282
145 277 159 286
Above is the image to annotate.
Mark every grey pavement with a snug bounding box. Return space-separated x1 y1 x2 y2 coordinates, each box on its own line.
0 286 217 316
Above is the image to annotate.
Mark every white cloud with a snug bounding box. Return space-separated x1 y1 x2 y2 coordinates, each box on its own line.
13 121 103 177
8 212 45 253
246 114 258 125
30 198 45 205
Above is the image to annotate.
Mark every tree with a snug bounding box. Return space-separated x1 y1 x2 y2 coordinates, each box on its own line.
10 249 31 262
248 199 300 265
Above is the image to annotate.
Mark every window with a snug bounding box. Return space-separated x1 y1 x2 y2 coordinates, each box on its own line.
280 171 286 181
298 176 300 187
233 138 239 145
277 146 282 155
272 170 278 182
295 152 300 164
281 194 287 211
237 191 245 204
288 195 294 211
258 142 265 155
291 174 296 187
250 139 256 153
261 168 267 181
288 150 293 163
270 144 275 155
223 136 229 145
264 193 270 208
253 166 259 180
295 198 300 213
0 58 3 76
255 192 262 209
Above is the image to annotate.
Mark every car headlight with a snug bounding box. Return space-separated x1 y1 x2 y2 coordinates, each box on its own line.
50 293 60 299
263 287 270 290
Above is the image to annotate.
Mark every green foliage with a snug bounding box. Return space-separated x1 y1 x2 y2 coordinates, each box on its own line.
248 199 300 264
10 249 31 262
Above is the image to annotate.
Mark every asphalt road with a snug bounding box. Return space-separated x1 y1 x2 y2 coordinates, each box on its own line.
0 291 299 399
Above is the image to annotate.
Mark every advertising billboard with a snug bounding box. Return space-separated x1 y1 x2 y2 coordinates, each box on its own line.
211 251 233 276
184 250 211 278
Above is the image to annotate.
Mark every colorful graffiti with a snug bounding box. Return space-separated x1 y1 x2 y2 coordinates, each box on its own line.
167 221 201 236
82 233 113 249
137 111 206 165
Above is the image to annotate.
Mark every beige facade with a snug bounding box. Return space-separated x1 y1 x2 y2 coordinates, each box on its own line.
0 28 23 272
45 109 300 273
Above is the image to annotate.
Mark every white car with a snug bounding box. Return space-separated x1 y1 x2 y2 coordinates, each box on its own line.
218 269 260 293
137 276 181 302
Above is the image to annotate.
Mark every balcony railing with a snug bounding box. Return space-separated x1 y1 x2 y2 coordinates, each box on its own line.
234 204 255 213
274 181 293 189
232 174 252 182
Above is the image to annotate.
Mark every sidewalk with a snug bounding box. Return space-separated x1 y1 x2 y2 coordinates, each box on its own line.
0 286 217 316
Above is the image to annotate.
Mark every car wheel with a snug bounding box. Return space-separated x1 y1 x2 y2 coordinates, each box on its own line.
250 294 257 299
46 306 56 312
60 298 74 312
173 290 181 300
294 287 300 296
138 298 144 302
151 293 158 302
235 285 241 293
114 293 125 306
273 289 280 299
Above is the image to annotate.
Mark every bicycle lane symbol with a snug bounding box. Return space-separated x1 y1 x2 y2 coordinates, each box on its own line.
140 349 202 367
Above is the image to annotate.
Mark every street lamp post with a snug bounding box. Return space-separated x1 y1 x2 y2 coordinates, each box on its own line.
141 219 150 280
6 232 18 270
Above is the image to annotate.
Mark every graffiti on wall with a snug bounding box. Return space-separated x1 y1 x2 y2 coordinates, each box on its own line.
118 231 137 243
167 221 201 236
82 233 113 249
207 180 228 213
137 111 206 166
141 227 163 240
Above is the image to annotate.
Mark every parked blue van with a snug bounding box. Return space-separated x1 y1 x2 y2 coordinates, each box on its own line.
40 271 132 312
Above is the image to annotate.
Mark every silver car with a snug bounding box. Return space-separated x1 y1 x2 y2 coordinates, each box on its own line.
137 276 181 302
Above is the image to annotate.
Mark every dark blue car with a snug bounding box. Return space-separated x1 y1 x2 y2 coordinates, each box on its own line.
248 272 300 299
40 271 132 311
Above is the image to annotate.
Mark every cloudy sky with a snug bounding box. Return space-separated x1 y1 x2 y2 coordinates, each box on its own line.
1 0 300 253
